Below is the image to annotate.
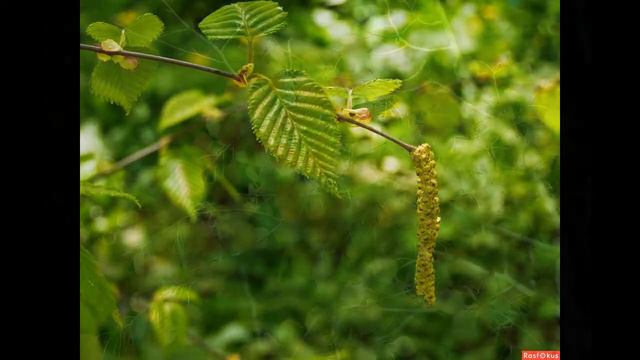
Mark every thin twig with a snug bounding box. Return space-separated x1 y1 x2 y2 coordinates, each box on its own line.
80 43 241 81
86 123 202 181
337 114 417 153
86 136 173 181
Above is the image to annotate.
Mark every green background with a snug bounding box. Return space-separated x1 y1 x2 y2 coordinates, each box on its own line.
80 0 560 359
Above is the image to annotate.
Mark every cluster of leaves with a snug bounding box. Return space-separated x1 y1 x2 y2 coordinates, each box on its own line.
80 0 559 358
82 0 405 209
87 13 164 113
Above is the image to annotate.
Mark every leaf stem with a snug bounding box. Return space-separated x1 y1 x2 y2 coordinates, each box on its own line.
247 36 255 64
336 114 417 153
80 43 241 81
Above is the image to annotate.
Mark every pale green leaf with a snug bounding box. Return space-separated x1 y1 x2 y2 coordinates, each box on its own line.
80 153 95 163
535 81 560 134
199 1 287 40
323 86 348 98
90 55 156 114
158 146 207 221
149 286 199 348
153 286 200 303
352 79 402 102
125 13 164 48
354 96 400 119
80 182 141 207
149 301 188 347
323 86 349 110
248 70 342 195
80 247 117 330
80 334 101 360
159 90 216 130
86 22 122 43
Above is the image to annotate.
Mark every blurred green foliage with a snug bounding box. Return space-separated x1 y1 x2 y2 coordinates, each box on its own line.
80 0 559 359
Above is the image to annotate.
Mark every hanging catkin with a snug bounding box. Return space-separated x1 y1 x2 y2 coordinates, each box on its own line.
411 143 440 305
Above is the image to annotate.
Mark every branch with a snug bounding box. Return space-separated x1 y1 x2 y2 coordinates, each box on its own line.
336 114 417 153
86 135 173 181
85 121 205 181
80 43 241 81
80 43 417 153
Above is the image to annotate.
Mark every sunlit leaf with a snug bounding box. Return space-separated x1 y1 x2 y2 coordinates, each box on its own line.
199 1 287 40
535 79 560 134
90 55 156 114
153 286 200 303
159 90 217 130
86 22 123 43
248 70 342 195
125 13 164 47
352 79 402 102
158 146 207 220
80 182 141 207
353 96 400 120
149 301 188 347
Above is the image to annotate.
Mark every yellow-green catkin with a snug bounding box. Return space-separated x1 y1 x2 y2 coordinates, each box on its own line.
411 143 440 305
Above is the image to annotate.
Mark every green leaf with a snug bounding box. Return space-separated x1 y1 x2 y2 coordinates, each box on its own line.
148 286 199 348
354 96 400 119
158 146 207 221
323 86 348 98
86 22 122 43
199 1 287 40
248 70 342 195
159 90 216 130
323 86 349 110
125 13 164 48
80 334 102 360
149 301 188 347
352 79 402 102
90 55 156 114
80 153 95 163
153 286 200 303
80 182 141 207
80 247 117 331
535 80 560 134
86 14 164 48
414 87 461 133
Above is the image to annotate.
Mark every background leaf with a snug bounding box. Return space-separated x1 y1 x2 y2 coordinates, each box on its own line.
323 86 349 110
535 80 560 134
148 286 199 348
153 286 200 303
80 182 141 207
90 55 156 114
354 96 400 120
352 79 402 102
149 301 189 347
248 71 342 195
199 1 287 40
158 146 207 220
80 247 117 333
159 90 216 130
125 13 164 47
86 22 122 43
